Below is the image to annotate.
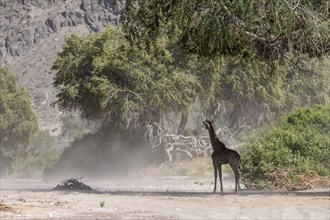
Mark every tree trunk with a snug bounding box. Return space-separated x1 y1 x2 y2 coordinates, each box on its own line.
177 112 188 135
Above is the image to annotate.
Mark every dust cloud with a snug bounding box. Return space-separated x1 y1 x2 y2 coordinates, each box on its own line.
41 134 166 184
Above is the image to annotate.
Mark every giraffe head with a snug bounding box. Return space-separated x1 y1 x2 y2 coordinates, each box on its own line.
202 119 213 130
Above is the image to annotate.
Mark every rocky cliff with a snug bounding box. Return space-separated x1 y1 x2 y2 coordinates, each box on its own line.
0 0 125 140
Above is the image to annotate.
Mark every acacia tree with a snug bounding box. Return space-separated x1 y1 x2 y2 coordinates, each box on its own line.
52 0 330 148
123 0 330 136
0 66 38 172
124 0 329 61
52 27 201 143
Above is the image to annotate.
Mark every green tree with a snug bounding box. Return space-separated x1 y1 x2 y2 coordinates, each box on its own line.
52 27 201 140
123 0 330 136
0 66 38 173
52 27 330 144
198 56 330 139
124 0 329 61
283 57 330 109
195 56 286 132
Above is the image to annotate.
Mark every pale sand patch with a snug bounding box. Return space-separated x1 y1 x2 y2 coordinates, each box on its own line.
1 177 329 219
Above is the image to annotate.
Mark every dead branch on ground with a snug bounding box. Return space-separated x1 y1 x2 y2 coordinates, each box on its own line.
53 177 93 191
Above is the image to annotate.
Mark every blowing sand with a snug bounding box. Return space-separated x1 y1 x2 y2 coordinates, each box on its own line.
1 176 329 219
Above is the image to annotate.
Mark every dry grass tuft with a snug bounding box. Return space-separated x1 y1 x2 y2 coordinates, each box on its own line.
0 203 21 214
267 170 330 191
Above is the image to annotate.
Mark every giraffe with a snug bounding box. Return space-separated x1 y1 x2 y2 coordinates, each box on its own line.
203 119 241 193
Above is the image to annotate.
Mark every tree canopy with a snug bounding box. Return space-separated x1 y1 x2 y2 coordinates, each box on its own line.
123 0 330 136
0 66 38 155
52 1 330 145
124 0 330 61
52 27 201 138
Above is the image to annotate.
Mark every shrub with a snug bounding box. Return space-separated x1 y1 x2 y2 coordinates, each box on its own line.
241 105 330 190
11 130 60 177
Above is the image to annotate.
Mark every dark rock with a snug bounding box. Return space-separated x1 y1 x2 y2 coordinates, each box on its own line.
33 34 40 44
71 11 84 26
45 17 60 32
84 12 98 31
61 11 69 18
9 46 22 57
22 29 34 46
74 11 83 19
0 48 4 58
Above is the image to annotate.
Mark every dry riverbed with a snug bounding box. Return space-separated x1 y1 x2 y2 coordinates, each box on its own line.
1 176 329 219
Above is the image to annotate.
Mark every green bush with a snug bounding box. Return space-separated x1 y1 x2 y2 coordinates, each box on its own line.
11 130 60 177
241 105 330 190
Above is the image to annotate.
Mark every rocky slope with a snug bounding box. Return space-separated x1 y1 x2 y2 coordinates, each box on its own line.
0 0 125 139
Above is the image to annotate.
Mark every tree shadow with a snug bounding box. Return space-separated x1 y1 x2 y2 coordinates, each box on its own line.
35 188 329 198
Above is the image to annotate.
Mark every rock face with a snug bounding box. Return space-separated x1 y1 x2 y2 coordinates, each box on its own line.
1 0 125 58
0 0 125 141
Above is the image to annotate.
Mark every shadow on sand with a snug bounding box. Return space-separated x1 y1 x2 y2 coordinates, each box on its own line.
22 187 329 198
3 178 328 197
94 189 330 197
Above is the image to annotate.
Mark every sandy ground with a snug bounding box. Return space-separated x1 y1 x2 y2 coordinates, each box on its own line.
0 176 329 219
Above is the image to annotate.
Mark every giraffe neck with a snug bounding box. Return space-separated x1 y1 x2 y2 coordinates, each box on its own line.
208 125 225 151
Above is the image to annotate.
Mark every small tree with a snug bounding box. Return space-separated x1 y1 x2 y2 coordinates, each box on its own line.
0 66 38 174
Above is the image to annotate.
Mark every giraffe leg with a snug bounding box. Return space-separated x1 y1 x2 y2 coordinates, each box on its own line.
237 168 241 191
213 162 217 193
218 164 223 193
234 171 238 193
234 168 240 193
229 163 239 193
